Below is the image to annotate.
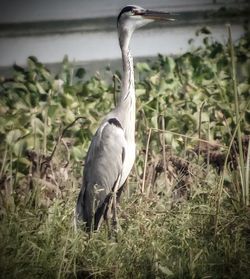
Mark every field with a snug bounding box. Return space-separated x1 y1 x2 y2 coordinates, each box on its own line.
0 26 250 278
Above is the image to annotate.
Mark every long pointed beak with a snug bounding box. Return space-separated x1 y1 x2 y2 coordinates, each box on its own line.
140 10 175 21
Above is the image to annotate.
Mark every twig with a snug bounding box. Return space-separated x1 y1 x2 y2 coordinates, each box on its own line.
227 24 246 205
216 216 238 235
61 138 70 167
206 122 210 174
160 115 169 192
150 127 227 149
198 101 206 161
214 101 249 238
0 144 8 177
47 116 86 162
245 140 250 206
141 128 152 194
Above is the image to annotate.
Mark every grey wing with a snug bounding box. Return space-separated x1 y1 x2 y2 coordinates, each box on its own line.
76 118 126 230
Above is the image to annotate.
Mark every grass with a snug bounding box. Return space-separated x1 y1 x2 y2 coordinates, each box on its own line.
0 176 249 278
0 28 250 278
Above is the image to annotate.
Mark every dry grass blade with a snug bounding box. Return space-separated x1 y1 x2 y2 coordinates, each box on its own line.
141 128 152 194
227 24 246 205
214 101 249 237
150 128 227 149
0 30 250 279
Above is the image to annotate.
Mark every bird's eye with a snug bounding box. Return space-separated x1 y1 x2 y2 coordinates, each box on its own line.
131 9 143 16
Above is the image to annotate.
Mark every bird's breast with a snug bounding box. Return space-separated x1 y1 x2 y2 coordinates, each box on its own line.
120 140 136 187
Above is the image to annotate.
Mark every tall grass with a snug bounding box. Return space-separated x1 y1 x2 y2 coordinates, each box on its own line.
0 174 249 278
0 29 250 278
227 24 248 207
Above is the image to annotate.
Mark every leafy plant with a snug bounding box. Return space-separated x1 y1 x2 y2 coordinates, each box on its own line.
0 29 249 278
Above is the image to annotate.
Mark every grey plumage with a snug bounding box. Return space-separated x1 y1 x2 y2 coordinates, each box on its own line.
76 5 174 231
76 117 126 230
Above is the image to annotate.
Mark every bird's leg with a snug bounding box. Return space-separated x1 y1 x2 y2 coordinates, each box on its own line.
104 196 113 239
112 188 118 235
90 185 98 233
112 175 122 239
105 213 112 239
116 179 127 208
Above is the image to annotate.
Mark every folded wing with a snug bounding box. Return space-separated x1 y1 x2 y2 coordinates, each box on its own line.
76 117 126 230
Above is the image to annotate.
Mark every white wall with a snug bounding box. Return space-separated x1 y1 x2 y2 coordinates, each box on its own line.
0 0 247 23
0 0 248 68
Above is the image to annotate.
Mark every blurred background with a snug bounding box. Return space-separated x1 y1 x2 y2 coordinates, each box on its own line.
0 0 249 75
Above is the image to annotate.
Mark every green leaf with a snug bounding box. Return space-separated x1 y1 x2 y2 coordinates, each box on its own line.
27 56 39 70
28 56 39 64
136 88 146 97
193 111 210 123
61 94 75 107
13 138 27 156
48 104 60 118
52 79 64 92
36 82 46 94
245 110 250 124
65 110 75 123
162 56 175 73
200 26 211 35
13 64 26 73
6 129 22 145
31 117 44 136
27 83 38 92
158 264 174 276
238 83 250 94
136 62 151 72
75 68 86 79
40 68 52 81
71 146 83 161
12 82 28 93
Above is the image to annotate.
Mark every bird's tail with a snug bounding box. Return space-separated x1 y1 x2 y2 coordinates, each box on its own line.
76 189 116 232
75 188 88 228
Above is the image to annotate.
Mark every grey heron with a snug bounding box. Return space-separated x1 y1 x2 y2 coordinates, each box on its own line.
76 5 174 231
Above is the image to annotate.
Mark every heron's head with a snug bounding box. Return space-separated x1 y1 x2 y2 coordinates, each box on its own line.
117 5 174 48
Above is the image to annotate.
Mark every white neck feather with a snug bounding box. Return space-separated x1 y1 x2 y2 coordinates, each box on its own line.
116 32 136 142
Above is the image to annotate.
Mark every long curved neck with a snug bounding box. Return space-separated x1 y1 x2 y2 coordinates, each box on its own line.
120 47 135 102
117 34 136 142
